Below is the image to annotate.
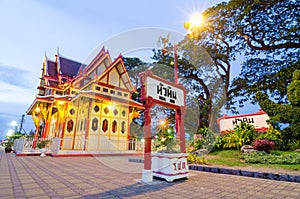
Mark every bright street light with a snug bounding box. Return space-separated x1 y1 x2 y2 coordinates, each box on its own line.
9 120 17 127
184 13 205 39
35 107 40 113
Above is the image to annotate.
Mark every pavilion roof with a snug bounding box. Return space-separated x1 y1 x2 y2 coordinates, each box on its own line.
47 60 57 76
59 56 84 78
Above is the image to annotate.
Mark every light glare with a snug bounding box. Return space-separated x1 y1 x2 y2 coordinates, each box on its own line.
7 129 14 136
9 121 17 126
190 13 203 28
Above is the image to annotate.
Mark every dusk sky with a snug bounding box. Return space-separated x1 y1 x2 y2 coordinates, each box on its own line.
0 0 256 139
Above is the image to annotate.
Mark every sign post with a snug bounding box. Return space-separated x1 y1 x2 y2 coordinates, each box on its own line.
139 70 186 183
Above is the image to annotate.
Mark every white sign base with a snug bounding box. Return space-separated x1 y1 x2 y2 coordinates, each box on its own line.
152 153 189 182
142 169 153 183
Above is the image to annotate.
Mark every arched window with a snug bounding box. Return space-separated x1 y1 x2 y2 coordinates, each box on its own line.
80 120 83 131
121 121 126 134
67 119 74 133
112 120 117 133
92 118 98 131
102 119 108 132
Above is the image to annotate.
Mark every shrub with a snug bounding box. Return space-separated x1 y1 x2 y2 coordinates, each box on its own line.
243 152 300 164
154 127 180 153
252 139 275 153
279 123 300 151
214 135 226 151
287 139 300 151
36 140 50 149
187 154 208 164
217 122 259 150
190 127 216 152
258 125 282 149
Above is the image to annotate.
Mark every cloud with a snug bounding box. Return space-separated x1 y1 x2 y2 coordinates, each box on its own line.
0 79 35 104
0 65 34 89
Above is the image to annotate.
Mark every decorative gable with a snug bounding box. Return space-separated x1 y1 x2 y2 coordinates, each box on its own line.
98 56 135 94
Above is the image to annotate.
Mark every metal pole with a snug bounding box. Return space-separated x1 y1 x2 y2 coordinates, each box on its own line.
174 44 178 84
18 114 25 134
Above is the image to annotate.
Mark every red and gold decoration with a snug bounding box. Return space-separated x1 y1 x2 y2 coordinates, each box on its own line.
27 48 143 150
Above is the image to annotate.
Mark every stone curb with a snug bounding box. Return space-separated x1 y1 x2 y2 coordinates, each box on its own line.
189 165 300 183
128 158 145 163
128 158 300 183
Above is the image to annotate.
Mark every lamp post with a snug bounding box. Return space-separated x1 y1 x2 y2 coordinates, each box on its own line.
160 13 204 84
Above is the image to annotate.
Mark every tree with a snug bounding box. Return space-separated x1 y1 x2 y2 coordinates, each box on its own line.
229 0 300 105
256 70 300 150
152 2 240 131
124 57 177 137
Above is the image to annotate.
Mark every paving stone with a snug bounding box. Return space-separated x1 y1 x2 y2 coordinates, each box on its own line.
1 153 300 198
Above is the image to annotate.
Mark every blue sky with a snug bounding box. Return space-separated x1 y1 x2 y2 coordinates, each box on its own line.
0 0 257 139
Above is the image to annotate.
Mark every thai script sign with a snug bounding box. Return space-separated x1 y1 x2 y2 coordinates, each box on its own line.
218 111 270 133
146 77 184 106
232 117 254 125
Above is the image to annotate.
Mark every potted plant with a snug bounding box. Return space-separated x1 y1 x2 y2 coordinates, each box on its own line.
36 139 50 157
152 127 188 182
4 141 13 153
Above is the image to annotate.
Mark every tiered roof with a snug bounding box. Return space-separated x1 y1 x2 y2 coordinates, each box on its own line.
27 47 143 115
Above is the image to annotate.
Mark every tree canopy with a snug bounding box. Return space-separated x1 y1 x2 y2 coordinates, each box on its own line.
124 0 299 135
256 70 300 150
228 0 300 105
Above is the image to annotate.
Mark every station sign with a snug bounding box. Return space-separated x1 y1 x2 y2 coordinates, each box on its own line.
146 76 184 107
218 110 270 133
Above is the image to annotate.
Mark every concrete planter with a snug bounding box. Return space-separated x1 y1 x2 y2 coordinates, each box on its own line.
5 148 12 153
152 152 189 182
40 148 47 157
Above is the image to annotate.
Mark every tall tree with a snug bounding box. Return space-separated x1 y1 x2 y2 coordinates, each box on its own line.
152 2 241 131
125 0 300 135
256 70 300 150
229 0 300 105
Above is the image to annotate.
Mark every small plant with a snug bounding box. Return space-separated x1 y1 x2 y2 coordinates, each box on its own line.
3 140 14 153
252 139 275 153
214 136 226 150
36 139 50 149
187 154 208 164
153 127 180 153
287 140 300 151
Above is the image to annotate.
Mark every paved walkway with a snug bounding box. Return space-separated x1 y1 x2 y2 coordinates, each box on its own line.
0 152 299 199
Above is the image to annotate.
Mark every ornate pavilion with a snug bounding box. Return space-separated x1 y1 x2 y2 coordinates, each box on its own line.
27 47 143 151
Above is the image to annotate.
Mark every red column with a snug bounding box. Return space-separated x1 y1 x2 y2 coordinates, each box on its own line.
144 98 152 170
41 122 48 139
60 103 68 148
176 109 180 145
72 99 81 150
179 107 186 152
176 107 186 153
32 115 41 149
83 99 92 150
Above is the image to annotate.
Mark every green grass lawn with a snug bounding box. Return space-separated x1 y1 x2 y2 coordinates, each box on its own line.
205 150 300 171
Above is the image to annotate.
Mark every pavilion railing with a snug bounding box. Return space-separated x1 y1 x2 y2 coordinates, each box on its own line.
13 137 145 154
58 137 144 152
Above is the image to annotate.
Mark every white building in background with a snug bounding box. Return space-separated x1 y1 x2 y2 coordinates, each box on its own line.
217 109 270 134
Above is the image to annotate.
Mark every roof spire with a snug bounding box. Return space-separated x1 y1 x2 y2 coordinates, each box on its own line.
56 47 62 84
